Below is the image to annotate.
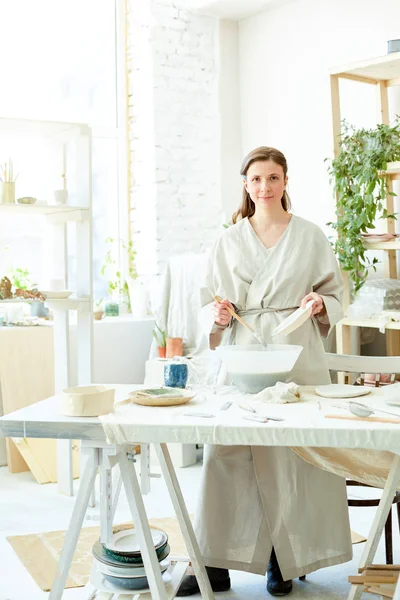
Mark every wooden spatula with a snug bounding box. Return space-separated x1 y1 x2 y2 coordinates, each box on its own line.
325 414 400 424
214 295 266 346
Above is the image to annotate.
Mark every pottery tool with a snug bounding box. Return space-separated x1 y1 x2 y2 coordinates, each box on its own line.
214 295 266 346
238 402 285 421
238 402 256 413
182 412 215 418
333 401 400 419
325 414 400 424
220 400 233 411
348 401 400 419
242 414 269 423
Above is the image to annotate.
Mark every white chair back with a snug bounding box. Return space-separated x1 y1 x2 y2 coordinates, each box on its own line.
326 353 400 386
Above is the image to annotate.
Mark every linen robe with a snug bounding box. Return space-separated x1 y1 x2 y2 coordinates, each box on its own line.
195 215 352 580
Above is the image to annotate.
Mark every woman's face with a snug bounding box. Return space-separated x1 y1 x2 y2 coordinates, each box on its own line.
244 160 287 210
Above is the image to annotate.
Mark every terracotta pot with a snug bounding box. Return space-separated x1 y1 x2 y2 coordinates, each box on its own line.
166 337 183 358
157 346 166 358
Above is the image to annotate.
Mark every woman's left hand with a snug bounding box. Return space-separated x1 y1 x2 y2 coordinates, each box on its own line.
300 292 326 317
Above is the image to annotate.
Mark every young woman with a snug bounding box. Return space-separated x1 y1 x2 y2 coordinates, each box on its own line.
177 147 352 597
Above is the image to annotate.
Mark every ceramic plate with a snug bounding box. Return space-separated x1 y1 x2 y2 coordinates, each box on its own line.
271 300 314 337
130 387 195 407
95 557 170 579
107 528 167 554
40 290 73 299
94 539 170 567
90 561 172 595
315 384 371 399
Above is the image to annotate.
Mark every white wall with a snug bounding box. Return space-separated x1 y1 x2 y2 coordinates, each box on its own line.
238 0 400 232
127 0 224 276
218 20 243 221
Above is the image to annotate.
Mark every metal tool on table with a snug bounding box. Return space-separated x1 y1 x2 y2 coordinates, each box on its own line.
242 414 269 423
220 400 233 411
238 402 256 413
348 401 400 419
332 401 400 419
182 412 215 418
238 402 285 421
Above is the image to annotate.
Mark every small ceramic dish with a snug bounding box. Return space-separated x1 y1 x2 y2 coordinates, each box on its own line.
40 290 73 299
17 196 37 205
60 385 115 417
271 300 314 337
106 528 168 555
130 387 195 407
315 384 371 399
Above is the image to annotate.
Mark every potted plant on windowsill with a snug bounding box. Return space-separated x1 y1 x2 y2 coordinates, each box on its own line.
153 324 167 358
93 299 105 320
101 237 138 314
326 119 400 293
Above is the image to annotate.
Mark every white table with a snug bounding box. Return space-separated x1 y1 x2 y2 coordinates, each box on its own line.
1 385 400 600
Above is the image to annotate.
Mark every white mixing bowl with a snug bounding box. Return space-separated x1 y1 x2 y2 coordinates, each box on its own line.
216 344 303 393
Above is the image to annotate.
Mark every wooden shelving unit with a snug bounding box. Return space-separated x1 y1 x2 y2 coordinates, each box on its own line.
330 52 400 355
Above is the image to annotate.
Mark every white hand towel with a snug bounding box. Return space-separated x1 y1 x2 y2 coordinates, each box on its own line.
255 381 300 404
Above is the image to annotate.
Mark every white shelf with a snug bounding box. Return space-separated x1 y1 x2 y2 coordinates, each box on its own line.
174 0 274 19
0 116 90 138
364 241 400 250
340 317 400 330
331 52 400 82
0 203 90 222
0 298 90 311
381 165 400 180
385 162 400 175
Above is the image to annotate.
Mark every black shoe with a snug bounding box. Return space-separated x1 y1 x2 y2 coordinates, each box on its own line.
267 549 293 596
176 566 231 597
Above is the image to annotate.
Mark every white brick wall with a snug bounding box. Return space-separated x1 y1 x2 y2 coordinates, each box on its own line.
127 0 223 276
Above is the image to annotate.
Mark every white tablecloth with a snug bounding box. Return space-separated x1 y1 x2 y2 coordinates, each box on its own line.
100 384 400 488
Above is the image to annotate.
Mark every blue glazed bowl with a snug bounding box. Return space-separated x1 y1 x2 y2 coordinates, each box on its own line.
164 363 188 388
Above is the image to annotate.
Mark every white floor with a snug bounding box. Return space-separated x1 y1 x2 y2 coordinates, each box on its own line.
0 449 397 600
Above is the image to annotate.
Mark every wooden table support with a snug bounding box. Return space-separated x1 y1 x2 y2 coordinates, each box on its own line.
347 455 400 600
47 440 213 600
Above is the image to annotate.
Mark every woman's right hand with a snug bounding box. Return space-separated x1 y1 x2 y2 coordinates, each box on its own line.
213 298 234 327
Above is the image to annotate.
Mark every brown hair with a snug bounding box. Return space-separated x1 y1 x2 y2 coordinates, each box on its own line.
232 146 291 224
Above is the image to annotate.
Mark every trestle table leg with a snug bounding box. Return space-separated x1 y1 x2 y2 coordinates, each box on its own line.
118 450 168 600
49 448 99 600
347 454 400 600
140 443 151 495
155 443 214 600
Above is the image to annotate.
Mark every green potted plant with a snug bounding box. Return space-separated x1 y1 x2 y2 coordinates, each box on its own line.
101 237 137 314
93 298 105 320
153 323 167 358
327 119 400 293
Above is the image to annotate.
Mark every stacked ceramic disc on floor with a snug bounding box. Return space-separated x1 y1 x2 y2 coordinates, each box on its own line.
92 528 170 591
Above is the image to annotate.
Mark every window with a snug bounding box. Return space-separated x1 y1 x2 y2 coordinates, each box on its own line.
0 0 127 300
